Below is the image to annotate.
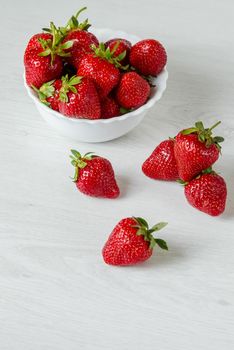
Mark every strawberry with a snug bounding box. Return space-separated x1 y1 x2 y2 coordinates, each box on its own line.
58 75 101 119
24 23 73 88
184 170 227 216
102 217 168 266
25 33 53 51
78 43 127 97
70 150 120 198
101 96 120 119
130 39 167 76
116 72 150 109
32 79 62 111
174 121 224 182
142 139 179 181
63 31 99 69
60 7 99 69
105 38 132 64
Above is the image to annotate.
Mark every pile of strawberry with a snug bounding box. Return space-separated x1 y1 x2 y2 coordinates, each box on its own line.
23 8 228 268
68 120 227 266
142 120 227 216
24 7 167 119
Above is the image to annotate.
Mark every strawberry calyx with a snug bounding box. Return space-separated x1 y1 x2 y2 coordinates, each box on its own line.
91 42 129 70
120 107 132 114
63 7 91 33
31 80 56 106
44 7 91 36
126 66 156 86
177 167 216 185
39 22 74 64
132 217 168 250
70 150 95 181
59 75 82 102
181 121 224 151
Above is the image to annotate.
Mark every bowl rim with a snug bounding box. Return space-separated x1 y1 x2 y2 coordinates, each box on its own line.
24 28 168 125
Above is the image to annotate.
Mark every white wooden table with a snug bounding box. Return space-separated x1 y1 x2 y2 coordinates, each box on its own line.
0 0 234 349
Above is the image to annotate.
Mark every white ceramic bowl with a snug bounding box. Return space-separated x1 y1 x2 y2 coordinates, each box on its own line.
24 28 168 143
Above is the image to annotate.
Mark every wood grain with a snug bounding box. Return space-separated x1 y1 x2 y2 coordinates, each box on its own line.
0 0 234 349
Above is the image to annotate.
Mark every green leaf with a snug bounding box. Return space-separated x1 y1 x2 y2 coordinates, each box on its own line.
111 40 120 54
120 107 131 114
38 49 51 57
181 127 198 135
155 238 168 250
100 42 106 51
57 52 71 58
83 152 95 159
60 40 74 50
213 136 224 143
134 217 149 229
120 63 129 71
198 133 205 142
195 121 204 131
202 167 213 174
117 50 126 61
136 228 146 236
69 86 77 93
151 222 168 232
40 80 55 97
59 92 68 103
149 239 156 249
69 76 82 85
71 16 78 27
106 47 111 59
176 179 188 185
42 27 51 33
71 160 77 166
77 160 87 169
73 166 79 182
71 149 81 158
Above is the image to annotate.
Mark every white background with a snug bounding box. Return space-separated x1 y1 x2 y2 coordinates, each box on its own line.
0 0 234 349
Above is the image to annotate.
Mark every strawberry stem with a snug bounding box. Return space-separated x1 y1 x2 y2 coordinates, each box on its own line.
181 120 224 151
75 7 87 19
209 120 221 131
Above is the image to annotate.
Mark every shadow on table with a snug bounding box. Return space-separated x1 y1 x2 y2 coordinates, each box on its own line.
129 242 186 270
216 157 234 219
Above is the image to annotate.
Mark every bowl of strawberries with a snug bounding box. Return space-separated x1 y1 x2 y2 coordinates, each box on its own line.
24 8 168 142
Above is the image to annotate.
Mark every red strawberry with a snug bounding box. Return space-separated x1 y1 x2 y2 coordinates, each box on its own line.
116 72 150 109
105 38 132 64
60 8 99 69
130 39 167 76
32 79 62 111
142 139 179 181
101 96 120 119
102 217 168 266
184 171 227 216
63 31 99 69
58 75 101 119
174 121 224 182
78 43 126 97
24 47 63 88
70 150 120 198
24 23 73 88
25 33 53 51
